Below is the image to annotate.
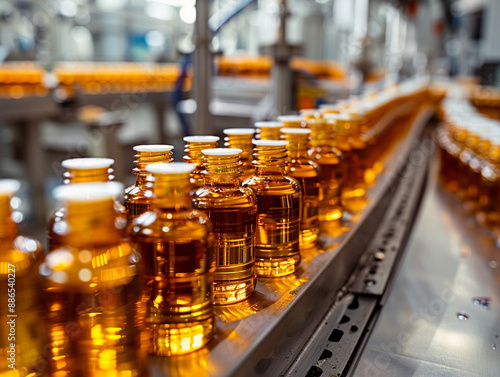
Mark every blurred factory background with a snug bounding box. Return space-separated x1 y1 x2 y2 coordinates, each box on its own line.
0 0 499 227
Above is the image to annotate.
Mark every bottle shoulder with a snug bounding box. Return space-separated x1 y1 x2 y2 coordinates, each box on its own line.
193 186 256 208
242 175 301 196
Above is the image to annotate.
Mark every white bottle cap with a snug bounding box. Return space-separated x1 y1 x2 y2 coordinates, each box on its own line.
0 179 21 196
276 115 303 123
62 158 114 170
201 148 242 156
133 144 174 152
54 182 124 202
281 128 312 134
223 128 255 135
252 140 289 146
145 162 196 175
254 121 284 129
183 136 220 143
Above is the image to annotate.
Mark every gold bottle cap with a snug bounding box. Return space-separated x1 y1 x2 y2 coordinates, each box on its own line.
223 128 255 135
183 136 220 143
145 162 196 175
201 148 242 156
62 157 114 169
254 121 284 129
54 182 124 202
281 128 311 135
252 139 289 147
133 144 174 152
0 179 20 195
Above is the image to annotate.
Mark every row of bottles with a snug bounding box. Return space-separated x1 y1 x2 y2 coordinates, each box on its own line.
438 97 500 236
1 78 431 376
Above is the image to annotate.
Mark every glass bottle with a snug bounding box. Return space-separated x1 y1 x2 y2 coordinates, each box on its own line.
308 117 343 223
183 136 220 191
123 144 174 220
193 148 257 304
276 115 304 129
223 128 255 182
129 163 215 355
281 128 320 249
299 109 320 120
242 140 302 277
48 157 125 251
254 121 284 141
40 182 147 377
0 180 44 377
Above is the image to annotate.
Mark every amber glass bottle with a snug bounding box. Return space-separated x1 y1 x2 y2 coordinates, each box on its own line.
183 136 220 191
281 128 320 249
41 182 146 377
193 148 257 304
309 118 343 223
123 144 174 220
242 140 302 277
48 157 126 251
254 121 284 140
129 163 215 355
223 128 255 182
0 180 44 377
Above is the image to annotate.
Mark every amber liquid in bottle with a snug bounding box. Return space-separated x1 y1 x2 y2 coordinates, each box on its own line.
193 148 257 304
47 157 120 251
183 136 220 192
282 128 320 249
223 128 256 182
123 144 174 220
254 121 284 141
308 118 343 223
277 115 304 129
0 180 44 377
242 140 302 277
41 182 146 377
129 163 215 356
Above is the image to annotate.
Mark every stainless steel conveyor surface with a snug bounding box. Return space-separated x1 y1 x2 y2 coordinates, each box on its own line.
351 157 500 377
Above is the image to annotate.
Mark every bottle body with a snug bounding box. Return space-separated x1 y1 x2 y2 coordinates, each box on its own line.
41 187 146 377
286 159 320 249
310 145 343 223
131 209 215 355
242 174 301 277
129 163 215 356
193 148 257 304
0 181 43 377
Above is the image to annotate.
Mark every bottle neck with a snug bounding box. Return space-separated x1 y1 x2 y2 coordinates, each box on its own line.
310 123 337 148
65 167 112 184
134 150 173 186
65 198 118 239
258 128 282 141
204 155 241 186
284 136 310 159
225 135 253 162
0 194 17 238
183 141 219 168
253 145 287 176
150 174 192 210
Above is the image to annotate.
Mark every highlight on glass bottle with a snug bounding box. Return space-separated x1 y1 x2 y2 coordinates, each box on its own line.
123 144 174 220
129 162 215 356
40 182 147 377
183 135 220 191
281 127 320 249
0 179 44 377
193 148 257 305
223 128 255 182
309 117 344 223
254 121 284 141
242 140 302 277
48 157 121 251
276 115 304 129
